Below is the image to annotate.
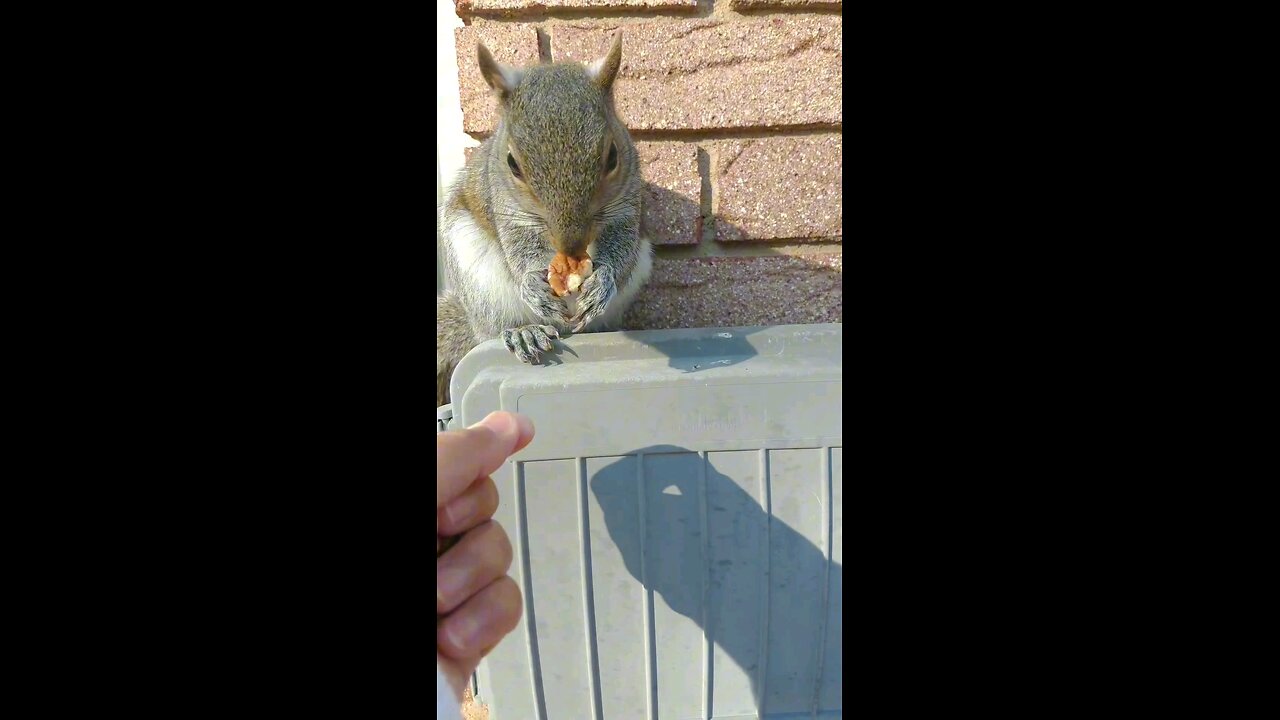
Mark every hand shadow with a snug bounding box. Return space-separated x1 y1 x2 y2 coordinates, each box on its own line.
589 445 842 718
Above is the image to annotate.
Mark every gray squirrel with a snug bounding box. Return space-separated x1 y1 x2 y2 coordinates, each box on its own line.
437 34 653 406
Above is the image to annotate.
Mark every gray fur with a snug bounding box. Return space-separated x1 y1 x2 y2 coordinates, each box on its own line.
437 34 653 406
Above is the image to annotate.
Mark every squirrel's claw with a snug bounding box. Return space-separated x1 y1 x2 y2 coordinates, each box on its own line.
569 312 593 334
502 324 559 364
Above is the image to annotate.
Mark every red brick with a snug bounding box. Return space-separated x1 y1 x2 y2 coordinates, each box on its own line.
730 0 842 9
636 141 701 245
458 0 697 15
623 255 842 330
550 17 842 131
455 25 541 135
711 135 841 242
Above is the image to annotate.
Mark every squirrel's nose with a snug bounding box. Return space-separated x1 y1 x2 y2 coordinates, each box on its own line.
551 221 591 256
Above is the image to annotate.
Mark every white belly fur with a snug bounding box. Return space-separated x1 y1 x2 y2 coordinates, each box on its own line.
445 213 537 327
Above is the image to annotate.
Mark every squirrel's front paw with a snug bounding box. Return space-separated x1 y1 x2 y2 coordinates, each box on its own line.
518 270 571 328
569 264 617 333
502 324 560 364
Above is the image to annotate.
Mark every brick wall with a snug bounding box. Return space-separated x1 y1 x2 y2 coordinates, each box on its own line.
449 0 842 329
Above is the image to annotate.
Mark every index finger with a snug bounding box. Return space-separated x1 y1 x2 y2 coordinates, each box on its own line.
437 411 534 508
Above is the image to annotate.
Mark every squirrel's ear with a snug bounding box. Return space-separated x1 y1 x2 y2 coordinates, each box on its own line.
477 41 522 99
586 33 623 92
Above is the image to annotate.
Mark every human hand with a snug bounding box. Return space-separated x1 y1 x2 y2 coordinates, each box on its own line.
436 411 533 701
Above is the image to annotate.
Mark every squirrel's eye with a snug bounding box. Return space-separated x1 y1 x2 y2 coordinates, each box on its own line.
507 153 523 179
606 143 618 173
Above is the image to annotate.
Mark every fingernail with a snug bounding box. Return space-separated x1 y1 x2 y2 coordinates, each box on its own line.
470 411 515 436
438 567 467 608
443 494 478 527
511 412 533 439
470 411 533 444
446 613 480 652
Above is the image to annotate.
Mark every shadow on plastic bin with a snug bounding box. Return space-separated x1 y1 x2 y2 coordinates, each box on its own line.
620 179 764 374
590 444 842 717
618 326 765 374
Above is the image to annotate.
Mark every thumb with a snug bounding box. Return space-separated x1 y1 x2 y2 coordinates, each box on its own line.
437 411 535 508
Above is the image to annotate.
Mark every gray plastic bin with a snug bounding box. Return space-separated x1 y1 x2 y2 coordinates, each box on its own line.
446 324 842 719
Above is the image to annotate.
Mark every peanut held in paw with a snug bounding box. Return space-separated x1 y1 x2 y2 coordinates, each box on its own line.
547 253 593 298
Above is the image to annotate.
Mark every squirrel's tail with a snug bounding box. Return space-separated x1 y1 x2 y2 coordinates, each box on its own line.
437 292 476 408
